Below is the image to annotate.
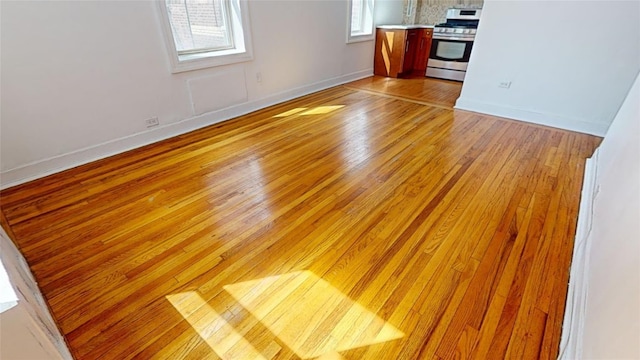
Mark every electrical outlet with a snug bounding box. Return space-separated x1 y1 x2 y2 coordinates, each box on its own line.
499 81 512 89
256 72 262 83
145 117 159 128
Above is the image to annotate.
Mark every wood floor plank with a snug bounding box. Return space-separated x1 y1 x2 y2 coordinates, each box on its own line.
0 79 600 360
344 76 463 108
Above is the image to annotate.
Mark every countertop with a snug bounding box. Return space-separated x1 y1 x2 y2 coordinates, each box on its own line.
377 24 434 30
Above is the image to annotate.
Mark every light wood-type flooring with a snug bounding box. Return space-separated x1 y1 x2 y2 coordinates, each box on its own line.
344 75 463 109
1 81 600 360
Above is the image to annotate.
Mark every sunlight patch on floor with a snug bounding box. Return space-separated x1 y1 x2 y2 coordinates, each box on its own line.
273 107 308 117
273 105 345 118
299 105 345 115
224 270 404 359
167 271 402 359
166 291 274 360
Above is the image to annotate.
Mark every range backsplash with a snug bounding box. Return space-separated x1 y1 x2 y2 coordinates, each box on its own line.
402 0 483 25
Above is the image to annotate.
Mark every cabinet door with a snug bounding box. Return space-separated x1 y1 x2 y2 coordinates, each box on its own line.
412 28 433 73
401 29 419 75
374 28 408 78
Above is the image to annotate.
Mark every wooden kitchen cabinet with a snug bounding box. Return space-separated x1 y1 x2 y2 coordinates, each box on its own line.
402 29 419 74
413 28 433 73
373 28 406 78
374 26 432 78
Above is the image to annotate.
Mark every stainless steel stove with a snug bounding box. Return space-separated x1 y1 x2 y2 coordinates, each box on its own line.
426 8 482 82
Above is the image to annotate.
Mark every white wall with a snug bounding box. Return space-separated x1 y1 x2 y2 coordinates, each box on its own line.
579 73 640 359
456 0 640 136
0 0 404 188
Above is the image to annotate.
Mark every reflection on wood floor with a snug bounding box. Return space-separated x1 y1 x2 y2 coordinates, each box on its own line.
1 84 600 359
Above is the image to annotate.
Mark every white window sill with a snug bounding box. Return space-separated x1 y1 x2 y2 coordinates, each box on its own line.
171 50 253 73
347 34 375 44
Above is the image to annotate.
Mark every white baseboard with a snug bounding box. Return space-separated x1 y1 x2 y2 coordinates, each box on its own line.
454 98 608 137
558 148 599 359
0 69 372 190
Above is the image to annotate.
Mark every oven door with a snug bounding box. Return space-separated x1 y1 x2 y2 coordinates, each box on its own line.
428 37 474 71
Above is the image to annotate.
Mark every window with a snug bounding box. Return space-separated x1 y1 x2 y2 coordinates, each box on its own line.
347 0 374 43
158 0 253 73
166 0 233 54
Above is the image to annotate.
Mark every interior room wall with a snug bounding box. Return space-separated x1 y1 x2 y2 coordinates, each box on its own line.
578 73 640 359
456 0 640 136
0 0 404 188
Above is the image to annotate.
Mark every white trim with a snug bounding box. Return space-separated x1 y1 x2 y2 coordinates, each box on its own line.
558 148 599 360
156 0 254 73
0 69 373 190
346 35 375 44
454 98 608 137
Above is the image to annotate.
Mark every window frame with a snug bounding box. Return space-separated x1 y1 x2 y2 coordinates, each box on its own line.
347 0 375 44
157 0 253 73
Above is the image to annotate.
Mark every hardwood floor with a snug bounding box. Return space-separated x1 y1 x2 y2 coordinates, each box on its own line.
0 83 600 360
344 75 463 109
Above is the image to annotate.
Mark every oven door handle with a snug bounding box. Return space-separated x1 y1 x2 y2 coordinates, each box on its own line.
432 35 475 42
